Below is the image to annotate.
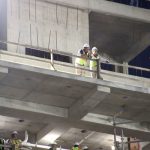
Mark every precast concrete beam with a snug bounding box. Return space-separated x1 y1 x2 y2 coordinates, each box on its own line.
37 123 70 145
0 97 68 118
68 85 110 120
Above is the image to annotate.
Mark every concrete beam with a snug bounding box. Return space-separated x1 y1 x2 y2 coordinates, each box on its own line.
82 113 150 133
45 0 150 23
1 105 150 141
37 124 70 145
68 85 110 120
0 97 68 118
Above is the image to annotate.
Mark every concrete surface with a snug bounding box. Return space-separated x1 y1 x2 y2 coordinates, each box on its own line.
0 50 149 149
0 0 149 149
7 0 89 54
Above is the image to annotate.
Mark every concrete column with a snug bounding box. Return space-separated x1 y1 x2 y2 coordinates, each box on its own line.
123 62 129 74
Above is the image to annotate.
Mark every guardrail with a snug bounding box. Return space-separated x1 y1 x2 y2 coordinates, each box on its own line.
0 40 149 79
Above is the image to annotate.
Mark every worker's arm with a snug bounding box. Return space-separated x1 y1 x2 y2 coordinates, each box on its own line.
78 50 87 59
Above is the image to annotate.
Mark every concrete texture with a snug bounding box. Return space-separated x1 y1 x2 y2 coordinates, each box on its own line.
41 0 150 23
6 0 150 63
0 50 149 145
7 0 89 54
0 0 150 149
89 12 150 62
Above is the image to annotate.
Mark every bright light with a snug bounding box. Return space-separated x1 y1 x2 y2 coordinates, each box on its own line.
56 148 70 150
111 145 115 150
42 133 60 144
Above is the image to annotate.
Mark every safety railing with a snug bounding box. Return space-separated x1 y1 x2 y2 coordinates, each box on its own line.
0 40 149 79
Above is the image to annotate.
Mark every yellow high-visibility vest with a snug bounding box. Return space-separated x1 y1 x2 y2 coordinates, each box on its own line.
90 55 99 67
72 147 81 150
75 49 89 66
10 139 22 150
75 58 87 66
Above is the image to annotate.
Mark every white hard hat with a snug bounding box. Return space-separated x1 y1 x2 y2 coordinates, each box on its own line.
92 47 98 52
83 44 89 48
83 146 88 149
74 142 79 146
12 131 18 135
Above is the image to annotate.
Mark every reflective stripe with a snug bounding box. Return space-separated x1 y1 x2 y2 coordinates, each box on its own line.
90 59 97 67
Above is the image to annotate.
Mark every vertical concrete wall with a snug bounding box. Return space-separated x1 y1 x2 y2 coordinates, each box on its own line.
0 0 7 50
7 0 89 54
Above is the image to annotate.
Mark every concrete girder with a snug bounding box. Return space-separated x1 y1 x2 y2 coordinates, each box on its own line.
0 96 68 118
36 124 70 145
68 85 110 120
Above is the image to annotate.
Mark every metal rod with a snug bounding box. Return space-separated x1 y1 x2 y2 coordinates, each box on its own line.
35 0 37 22
10 0 13 16
51 49 54 64
77 8 79 30
55 31 57 50
113 117 118 150
119 140 150 144
30 24 32 45
66 7 68 28
48 30 51 50
29 0 31 20
79 132 95 144
96 59 100 79
18 0 20 19
36 27 39 47
22 142 51 149
56 4 59 25
17 31 21 53
121 129 124 150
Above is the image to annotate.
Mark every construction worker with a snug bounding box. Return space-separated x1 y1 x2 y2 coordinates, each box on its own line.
90 47 100 78
72 142 81 150
9 131 22 150
75 44 90 76
90 47 110 78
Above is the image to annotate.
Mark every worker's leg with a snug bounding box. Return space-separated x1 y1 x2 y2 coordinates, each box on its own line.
75 63 82 75
92 67 97 78
90 65 96 78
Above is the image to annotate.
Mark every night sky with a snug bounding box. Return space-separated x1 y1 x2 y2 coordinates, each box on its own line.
107 0 150 9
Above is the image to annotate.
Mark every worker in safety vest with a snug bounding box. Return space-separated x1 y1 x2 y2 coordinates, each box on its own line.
90 47 100 78
75 44 90 76
90 47 109 78
9 131 22 150
72 142 81 150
